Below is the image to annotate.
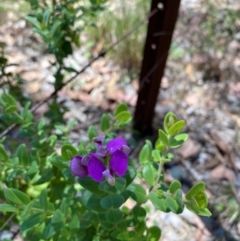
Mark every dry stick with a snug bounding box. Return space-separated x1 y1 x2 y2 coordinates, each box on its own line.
0 8 159 139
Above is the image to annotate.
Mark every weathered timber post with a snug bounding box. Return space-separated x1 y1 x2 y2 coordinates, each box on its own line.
134 0 181 134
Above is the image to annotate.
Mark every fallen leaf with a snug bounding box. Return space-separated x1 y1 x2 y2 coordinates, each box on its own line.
176 138 201 159
82 77 102 92
210 165 235 183
209 130 231 154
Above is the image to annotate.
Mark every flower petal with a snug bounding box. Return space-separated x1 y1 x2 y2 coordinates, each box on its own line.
70 156 88 178
109 150 128 177
88 156 106 182
102 169 115 186
121 145 130 156
93 135 105 152
90 152 106 159
107 137 127 154
81 155 89 166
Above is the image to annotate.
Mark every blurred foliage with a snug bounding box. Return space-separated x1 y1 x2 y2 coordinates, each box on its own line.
86 0 150 72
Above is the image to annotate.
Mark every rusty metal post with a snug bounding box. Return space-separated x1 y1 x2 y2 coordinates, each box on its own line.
134 0 181 134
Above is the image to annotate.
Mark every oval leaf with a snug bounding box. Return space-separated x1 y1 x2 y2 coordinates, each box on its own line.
105 209 122 224
100 194 124 209
158 129 169 145
61 144 78 161
100 114 110 132
149 192 166 212
185 181 205 200
147 226 161 241
87 125 98 141
142 163 156 186
165 196 179 213
168 120 185 136
127 184 148 204
169 133 188 148
163 112 178 133
139 144 151 164
169 180 181 194
20 213 46 231
0 204 18 212
114 103 128 116
4 188 31 205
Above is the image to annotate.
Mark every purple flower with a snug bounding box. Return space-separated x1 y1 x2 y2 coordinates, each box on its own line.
70 155 88 178
70 136 130 186
88 149 128 184
106 137 130 156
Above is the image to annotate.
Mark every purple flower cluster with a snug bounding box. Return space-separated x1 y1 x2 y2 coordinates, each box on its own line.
70 136 130 186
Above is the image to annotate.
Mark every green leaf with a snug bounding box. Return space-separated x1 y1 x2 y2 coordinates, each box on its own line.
175 189 184 213
52 209 64 224
61 144 78 161
155 138 165 151
127 184 148 204
115 111 132 122
152 150 161 162
43 8 51 25
98 178 126 194
25 16 41 29
2 92 17 107
4 188 31 205
168 120 185 136
132 205 146 221
185 181 206 200
44 210 65 239
20 213 46 231
5 105 17 114
79 212 96 230
142 163 156 185
20 201 33 218
145 139 153 150
163 112 178 133
98 213 115 230
69 214 80 230
16 144 29 165
169 133 188 148
186 205 212 217
100 194 125 209
147 226 161 241
50 156 69 170
123 166 136 187
87 125 98 141
78 177 105 196
114 103 128 116
83 191 106 213
139 143 151 164
0 204 18 212
37 119 45 131
105 209 122 224
195 208 212 217
39 189 48 211
149 192 166 212
169 180 181 194
100 114 110 132
0 144 9 161
194 191 208 209
158 129 169 145
165 196 179 213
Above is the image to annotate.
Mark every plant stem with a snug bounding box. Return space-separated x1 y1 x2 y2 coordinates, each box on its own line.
152 160 164 192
